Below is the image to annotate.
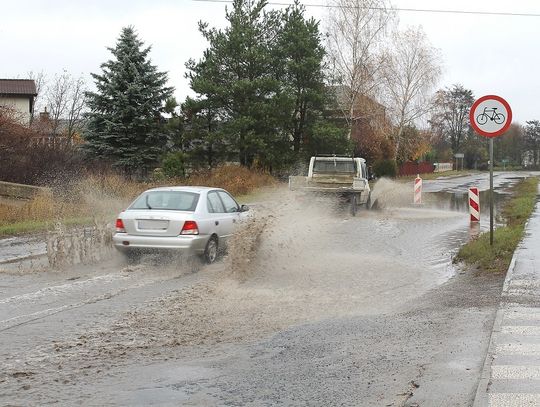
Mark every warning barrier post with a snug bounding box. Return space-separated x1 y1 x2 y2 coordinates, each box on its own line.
469 187 480 222
414 175 422 205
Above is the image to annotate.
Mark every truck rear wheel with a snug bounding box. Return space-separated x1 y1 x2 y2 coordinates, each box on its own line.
351 194 358 216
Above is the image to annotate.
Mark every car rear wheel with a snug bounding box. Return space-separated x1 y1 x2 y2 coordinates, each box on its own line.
120 249 141 265
203 236 219 264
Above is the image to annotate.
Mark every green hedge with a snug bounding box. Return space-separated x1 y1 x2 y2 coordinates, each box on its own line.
373 159 397 178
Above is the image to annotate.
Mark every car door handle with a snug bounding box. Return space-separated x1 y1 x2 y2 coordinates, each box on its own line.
215 221 219 225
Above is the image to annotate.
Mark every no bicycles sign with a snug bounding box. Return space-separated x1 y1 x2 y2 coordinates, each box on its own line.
470 95 512 137
470 94 512 247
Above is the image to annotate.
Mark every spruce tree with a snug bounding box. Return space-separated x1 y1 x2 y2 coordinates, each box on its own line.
84 27 173 175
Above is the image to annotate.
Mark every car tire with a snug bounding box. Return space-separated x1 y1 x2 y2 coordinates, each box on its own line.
203 236 219 264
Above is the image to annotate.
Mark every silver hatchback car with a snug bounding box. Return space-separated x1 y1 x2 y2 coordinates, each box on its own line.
113 186 249 263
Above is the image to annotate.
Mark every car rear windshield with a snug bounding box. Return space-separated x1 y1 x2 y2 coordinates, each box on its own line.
313 160 356 173
129 191 200 211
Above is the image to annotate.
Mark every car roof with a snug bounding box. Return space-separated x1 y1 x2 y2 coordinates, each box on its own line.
144 186 224 194
314 157 365 162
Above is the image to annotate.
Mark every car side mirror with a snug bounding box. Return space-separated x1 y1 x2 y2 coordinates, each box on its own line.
240 204 250 212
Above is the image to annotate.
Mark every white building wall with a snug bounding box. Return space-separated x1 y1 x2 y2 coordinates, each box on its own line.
0 96 31 125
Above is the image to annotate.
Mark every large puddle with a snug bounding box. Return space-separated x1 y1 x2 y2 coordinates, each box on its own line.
366 175 529 285
424 189 507 226
0 176 528 276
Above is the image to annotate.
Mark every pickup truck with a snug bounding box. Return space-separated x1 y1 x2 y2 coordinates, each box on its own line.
289 155 372 216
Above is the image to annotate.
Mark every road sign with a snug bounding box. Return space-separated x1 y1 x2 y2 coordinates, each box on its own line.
470 95 512 246
454 153 464 158
470 95 512 137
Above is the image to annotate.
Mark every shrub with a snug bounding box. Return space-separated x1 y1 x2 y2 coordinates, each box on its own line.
162 152 187 178
373 159 397 178
181 165 276 196
0 110 84 186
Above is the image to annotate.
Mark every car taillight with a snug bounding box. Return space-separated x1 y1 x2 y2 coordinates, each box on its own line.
116 218 126 233
181 220 199 235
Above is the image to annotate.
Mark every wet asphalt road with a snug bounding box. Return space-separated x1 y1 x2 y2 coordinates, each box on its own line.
0 172 538 406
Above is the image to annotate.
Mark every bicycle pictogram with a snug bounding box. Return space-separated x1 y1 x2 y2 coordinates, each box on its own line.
476 106 505 125
470 95 512 138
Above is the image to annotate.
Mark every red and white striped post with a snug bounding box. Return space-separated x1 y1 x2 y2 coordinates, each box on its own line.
469 187 480 222
414 175 422 205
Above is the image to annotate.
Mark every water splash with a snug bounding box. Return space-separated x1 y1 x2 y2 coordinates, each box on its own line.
47 221 113 269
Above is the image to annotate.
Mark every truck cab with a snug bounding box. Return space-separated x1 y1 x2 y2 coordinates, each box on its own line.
289 155 371 215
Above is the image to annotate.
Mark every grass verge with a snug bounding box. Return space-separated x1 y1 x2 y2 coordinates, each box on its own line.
0 165 276 237
0 217 93 237
455 177 539 273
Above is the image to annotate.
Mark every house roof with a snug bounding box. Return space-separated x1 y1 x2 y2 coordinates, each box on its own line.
0 79 37 96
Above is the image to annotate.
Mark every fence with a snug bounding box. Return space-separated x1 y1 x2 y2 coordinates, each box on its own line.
433 162 453 172
31 136 73 148
398 161 435 176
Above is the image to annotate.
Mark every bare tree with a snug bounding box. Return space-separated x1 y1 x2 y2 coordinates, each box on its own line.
47 71 71 136
325 0 395 130
381 26 442 160
66 76 87 141
27 71 47 123
430 84 474 155
45 71 87 139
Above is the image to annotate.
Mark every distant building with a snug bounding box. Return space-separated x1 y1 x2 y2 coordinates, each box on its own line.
0 79 38 126
328 85 394 161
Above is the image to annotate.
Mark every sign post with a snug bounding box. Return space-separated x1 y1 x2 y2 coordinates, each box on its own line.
470 95 512 246
454 153 464 171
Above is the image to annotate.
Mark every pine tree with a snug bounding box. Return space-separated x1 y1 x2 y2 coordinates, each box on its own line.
277 1 327 154
186 0 290 169
186 0 347 170
84 27 173 175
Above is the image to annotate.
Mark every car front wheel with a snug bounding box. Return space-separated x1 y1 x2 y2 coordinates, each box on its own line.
203 236 219 264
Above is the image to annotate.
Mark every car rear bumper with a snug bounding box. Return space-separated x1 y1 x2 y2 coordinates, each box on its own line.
112 233 209 255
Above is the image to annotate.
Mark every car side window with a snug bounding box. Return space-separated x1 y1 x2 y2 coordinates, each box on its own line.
207 191 225 213
217 191 239 213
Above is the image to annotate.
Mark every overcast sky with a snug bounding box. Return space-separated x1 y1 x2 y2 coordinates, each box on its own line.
1 0 539 123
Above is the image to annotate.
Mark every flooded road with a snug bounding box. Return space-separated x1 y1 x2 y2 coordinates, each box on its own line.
0 172 538 406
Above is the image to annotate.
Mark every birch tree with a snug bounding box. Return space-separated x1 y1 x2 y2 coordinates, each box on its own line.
382 26 442 160
325 0 394 130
